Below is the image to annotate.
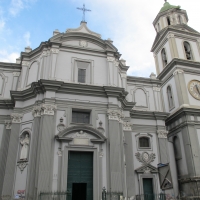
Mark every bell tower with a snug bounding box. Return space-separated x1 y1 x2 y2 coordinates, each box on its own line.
151 1 200 198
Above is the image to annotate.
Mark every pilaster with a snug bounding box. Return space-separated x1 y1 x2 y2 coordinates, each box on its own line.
173 69 189 106
2 113 23 198
35 104 56 198
50 48 59 79
107 109 124 193
167 34 179 59
0 122 11 196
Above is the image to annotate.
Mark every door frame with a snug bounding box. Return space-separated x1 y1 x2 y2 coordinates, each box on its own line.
138 174 158 195
60 146 99 200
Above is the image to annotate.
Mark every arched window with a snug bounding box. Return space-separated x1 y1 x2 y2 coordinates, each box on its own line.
184 42 193 60
178 15 183 24
139 137 150 148
167 86 174 109
167 17 171 25
161 48 168 67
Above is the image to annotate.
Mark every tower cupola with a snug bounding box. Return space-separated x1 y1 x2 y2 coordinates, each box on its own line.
153 1 188 33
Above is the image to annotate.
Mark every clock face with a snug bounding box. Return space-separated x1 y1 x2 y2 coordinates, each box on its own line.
188 80 200 100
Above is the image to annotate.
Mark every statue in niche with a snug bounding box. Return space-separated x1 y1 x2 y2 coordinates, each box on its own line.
20 134 29 160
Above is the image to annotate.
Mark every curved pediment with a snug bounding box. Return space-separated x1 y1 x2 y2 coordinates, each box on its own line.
55 125 106 144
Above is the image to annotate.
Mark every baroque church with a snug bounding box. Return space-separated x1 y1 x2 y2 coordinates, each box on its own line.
0 1 200 199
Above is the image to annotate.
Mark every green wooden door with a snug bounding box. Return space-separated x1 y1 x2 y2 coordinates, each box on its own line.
67 151 93 200
143 178 154 200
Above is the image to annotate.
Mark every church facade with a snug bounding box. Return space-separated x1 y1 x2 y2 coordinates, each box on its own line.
0 1 200 199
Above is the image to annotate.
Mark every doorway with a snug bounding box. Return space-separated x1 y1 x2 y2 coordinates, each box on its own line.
67 151 93 200
143 178 154 200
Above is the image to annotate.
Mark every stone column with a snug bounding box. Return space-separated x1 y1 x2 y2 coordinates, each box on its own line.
26 106 41 200
123 122 135 199
2 113 23 198
173 69 189 105
0 121 11 196
157 130 169 164
35 104 57 198
107 109 123 193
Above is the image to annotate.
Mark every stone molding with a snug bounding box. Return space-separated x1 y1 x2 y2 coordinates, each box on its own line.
107 109 124 122
32 105 42 117
135 152 156 165
107 56 115 62
5 120 12 129
22 61 30 66
17 160 28 173
173 69 184 75
123 121 132 131
157 130 168 138
13 72 20 77
11 113 23 123
153 87 161 92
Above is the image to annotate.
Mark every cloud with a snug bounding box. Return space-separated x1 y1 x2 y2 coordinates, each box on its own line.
9 0 37 16
24 31 31 46
0 18 5 31
0 50 19 63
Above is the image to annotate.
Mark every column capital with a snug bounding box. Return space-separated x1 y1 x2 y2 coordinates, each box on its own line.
107 56 115 62
32 105 42 118
5 120 12 129
123 121 132 131
22 61 30 66
157 130 168 138
50 48 59 54
11 113 23 123
41 104 57 116
173 69 184 76
13 72 20 77
107 109 124 121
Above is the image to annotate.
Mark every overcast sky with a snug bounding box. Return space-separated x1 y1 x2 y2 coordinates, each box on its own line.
0 0 199 77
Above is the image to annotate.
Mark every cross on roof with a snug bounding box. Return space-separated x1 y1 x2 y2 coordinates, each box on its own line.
77 4 91 22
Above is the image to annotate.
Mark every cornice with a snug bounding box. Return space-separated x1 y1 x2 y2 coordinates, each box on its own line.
0 99 15 109
165 106 200 126
157 58 200 80
0 62 21 70
127 76 162 85
130 109 169 120
9 79 133 110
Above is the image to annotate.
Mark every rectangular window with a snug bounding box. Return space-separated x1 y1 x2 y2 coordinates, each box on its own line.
72 111 90 124
78 69 86 83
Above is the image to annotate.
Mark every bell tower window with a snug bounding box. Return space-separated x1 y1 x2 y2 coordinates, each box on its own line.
184 42 193 60
167 86 174 110
167 17 171 25
161 48 168 67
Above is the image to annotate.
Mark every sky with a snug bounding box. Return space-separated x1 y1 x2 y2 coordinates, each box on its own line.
0 0 199 77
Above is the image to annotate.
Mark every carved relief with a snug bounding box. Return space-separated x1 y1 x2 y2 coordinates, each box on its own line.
157 130 168 138
79 40 88 47
50 48 59 54
173 69 184 75
153 87 161 92
11 113 23 123
17 160 28 173
135 152 156 165
107 109 124 121
5 120 12 129
32 105 42 117
167 33 175 39
41 104 57 116
123 121 132 131
22 61 30 66
107 57 115 62
57 117 66 132
97 121 105 134
13 72 20 77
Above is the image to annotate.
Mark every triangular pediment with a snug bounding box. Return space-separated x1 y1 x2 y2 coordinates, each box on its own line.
151 24 200 52
135 164 158 173
66 22 101 38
